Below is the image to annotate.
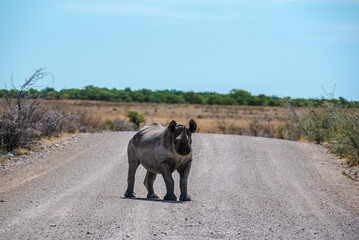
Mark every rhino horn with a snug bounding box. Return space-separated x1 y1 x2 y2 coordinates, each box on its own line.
179 126 187 141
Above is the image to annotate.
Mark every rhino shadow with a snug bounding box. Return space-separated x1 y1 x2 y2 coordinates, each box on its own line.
120 197 184 204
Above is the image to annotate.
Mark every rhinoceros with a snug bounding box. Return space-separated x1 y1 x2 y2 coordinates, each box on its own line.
124 119 197 201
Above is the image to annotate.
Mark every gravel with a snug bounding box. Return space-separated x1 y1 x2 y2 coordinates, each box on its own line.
0 132 358 239
0 134 84 170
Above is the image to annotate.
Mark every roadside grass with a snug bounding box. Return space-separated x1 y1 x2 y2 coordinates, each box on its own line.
286 102 359 167
99 118 135 131
0 98 100 154
54 99 286 134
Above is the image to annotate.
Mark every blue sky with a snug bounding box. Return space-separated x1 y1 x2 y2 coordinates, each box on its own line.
1 0 358 100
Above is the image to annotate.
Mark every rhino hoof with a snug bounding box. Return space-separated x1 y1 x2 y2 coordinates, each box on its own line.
164 193 177 201
147 193 159 199
180 194 191 201
124 191 136 198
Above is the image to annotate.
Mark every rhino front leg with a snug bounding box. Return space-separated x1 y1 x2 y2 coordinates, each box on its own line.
124 146 140 198
161 169 177 201
144 171 159 199
178 160 192 201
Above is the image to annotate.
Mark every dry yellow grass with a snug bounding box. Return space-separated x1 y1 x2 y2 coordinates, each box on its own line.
53 100 288 134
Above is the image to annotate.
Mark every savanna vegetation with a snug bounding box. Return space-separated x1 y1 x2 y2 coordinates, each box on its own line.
1 69 358 167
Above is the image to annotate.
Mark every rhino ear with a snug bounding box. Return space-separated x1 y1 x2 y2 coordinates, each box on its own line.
169 120 177 132
189 119 197 133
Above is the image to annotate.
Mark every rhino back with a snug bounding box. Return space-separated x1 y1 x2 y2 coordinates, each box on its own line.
132 123 166 148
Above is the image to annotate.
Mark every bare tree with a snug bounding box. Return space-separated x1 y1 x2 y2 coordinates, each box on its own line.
0 69 75 152
8 68 50 110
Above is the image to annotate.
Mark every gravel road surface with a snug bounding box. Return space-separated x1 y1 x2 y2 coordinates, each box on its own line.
0 132 358 239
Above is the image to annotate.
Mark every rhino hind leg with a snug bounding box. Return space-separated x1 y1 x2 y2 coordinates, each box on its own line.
144 171 159 199
124 146 140 198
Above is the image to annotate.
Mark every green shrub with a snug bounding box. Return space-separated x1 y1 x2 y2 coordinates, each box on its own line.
331 110 359 166
125 111 146 130
285 101 359 166
302 104 335 144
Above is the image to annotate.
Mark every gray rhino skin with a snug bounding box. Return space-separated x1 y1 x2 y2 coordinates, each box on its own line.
124 119 197 201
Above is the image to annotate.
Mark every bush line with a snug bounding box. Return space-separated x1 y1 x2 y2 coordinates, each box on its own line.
1 85 358 108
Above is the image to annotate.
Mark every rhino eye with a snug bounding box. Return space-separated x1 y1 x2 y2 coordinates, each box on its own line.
175 129 181 135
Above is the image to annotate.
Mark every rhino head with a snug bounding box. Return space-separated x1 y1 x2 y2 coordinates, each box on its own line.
168 119 197 156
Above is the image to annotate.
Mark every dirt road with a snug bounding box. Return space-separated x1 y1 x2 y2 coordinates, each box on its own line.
0 132 358 239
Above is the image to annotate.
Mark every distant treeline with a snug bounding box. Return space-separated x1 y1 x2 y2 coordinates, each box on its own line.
1 86 358 107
